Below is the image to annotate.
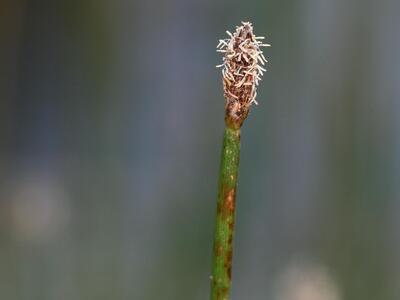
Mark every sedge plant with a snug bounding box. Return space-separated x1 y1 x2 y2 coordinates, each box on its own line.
210 22 270 300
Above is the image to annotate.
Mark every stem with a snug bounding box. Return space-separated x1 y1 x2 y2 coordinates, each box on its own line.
210 125 241 300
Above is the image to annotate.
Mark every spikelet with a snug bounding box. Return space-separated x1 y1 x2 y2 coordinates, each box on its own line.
216 21 270 128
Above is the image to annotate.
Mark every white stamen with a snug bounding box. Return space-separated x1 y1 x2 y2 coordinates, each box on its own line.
258 65 267 72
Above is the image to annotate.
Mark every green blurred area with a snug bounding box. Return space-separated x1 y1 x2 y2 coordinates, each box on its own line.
1 0 400 299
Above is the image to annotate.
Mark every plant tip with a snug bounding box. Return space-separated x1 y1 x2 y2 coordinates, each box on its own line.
216 21 270 129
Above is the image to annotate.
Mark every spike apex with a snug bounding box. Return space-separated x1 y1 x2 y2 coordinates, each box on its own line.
216 21 270 128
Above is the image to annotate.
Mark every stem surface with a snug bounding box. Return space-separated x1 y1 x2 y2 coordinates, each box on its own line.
210 126 241 300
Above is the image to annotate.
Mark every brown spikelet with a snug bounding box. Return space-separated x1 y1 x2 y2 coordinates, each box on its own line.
216 21 270 129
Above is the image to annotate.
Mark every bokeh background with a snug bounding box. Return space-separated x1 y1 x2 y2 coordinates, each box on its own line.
1 0 400 299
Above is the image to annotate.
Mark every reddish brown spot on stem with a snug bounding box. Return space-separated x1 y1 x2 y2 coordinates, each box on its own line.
228 234 233 246
223 189 235 216
214 242 224 257
228 220 234 232
224 250 233 280
217 287 228 300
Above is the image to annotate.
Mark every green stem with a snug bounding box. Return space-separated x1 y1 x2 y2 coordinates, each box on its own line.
210 125 241 300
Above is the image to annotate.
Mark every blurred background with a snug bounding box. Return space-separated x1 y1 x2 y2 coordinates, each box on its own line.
1 0 400 299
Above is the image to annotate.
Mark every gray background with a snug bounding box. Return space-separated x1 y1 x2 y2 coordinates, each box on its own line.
1 0 400 299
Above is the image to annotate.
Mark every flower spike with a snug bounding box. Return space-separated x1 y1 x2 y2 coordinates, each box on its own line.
216 21 270 128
